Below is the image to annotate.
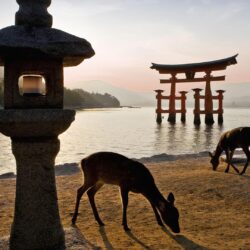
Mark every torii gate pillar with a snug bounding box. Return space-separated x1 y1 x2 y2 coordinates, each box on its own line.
204 71 214 125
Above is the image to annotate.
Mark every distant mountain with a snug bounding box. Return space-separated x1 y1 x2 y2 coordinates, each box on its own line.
186 82 250 108
68 80 155 107
223 96 250 108
68 80 250 108
212 82 250 108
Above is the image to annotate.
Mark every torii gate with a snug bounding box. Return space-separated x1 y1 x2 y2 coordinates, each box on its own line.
151 54 238 124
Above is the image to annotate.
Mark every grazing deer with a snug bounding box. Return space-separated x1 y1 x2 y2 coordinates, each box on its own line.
72 152 180 233
209 127 250 175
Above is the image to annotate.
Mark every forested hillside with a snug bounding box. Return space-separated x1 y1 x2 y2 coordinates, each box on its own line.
0 79 120 108
64 88 120 108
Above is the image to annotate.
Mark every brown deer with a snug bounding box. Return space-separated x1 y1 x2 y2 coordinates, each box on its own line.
72 152 180 233
209 127 250 175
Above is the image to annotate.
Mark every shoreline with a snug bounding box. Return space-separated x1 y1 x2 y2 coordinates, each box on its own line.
0 152 209 179
0 150 246 179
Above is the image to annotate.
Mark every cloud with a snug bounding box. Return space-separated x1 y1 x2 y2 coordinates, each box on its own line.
51 0 124 18
185 0 248 20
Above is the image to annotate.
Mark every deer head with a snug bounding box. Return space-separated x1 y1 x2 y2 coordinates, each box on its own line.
209 152 219 170
159 192 180 233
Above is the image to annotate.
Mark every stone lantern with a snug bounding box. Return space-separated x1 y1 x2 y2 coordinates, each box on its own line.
0 0 94 249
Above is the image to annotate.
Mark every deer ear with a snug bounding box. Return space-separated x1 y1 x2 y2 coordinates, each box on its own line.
167 192 175 205
208 152 213 158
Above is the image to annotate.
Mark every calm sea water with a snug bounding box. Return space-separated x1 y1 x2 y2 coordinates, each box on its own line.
0 107 250 175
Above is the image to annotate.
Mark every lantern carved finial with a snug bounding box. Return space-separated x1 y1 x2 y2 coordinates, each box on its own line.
15 0 53 28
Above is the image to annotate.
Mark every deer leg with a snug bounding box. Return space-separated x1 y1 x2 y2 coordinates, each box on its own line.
230 163 240 173
230 162 239 173
240 161 249 175
120 187 130 231
228 150 240 174
240 148 250 175
72 183 91 224
87 183 105 226
225 150 231 173
150 201 163 226
225 150 238 173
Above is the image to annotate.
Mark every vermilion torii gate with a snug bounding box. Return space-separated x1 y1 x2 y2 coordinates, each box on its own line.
151 54 238 124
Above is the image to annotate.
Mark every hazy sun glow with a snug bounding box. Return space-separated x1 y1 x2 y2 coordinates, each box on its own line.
1 0 250 92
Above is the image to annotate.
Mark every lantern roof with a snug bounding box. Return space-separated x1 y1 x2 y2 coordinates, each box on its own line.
0 26 95 67
0 0 95 67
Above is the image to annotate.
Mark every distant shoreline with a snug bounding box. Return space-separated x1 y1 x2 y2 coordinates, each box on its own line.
1 150 246 180
0 151 210 179
66 106 142 110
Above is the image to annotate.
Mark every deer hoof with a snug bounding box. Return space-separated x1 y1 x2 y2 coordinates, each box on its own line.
123 225 131 231
158 221 164 226
98 222 105 227
71 218 76 225
240 171 245 175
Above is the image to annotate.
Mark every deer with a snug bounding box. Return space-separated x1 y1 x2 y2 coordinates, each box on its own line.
209 127 250 175
71 152 180 233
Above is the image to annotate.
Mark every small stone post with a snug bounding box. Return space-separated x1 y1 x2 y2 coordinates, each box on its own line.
204 72 214 125
155 89 164 124
193 88 202 125
216 90 225 124
179 91 188 123
168 74 177 123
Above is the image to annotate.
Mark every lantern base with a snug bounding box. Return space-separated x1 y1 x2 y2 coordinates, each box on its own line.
1 227 95 250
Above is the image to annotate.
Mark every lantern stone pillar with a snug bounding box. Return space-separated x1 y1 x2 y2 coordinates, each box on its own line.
11 138 62 249
0 0 94 249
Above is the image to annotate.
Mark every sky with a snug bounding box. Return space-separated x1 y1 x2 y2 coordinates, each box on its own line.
0 0 250 92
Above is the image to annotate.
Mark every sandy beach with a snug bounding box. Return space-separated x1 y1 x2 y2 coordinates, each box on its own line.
0 155 249 249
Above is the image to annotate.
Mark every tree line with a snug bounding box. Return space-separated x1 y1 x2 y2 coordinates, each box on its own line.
0 79 120 108
63 87 120 108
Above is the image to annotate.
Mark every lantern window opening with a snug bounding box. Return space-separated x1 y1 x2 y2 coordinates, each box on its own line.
18 74 46 97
